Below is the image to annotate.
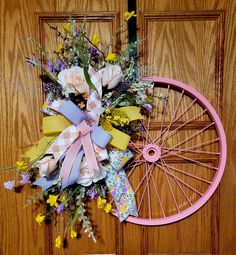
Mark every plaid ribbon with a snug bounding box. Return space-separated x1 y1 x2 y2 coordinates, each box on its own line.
86 90 104 125
47 125 78 160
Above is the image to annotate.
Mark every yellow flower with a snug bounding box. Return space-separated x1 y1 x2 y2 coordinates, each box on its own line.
97 196 106 209
55 235 62 249
16 161 28 171
104 203 112 213
59 194 68 207
35 214 46 225
70 229 77 239
91 33 100 48
63 22 71 34
105 52 117 62
124 11 137 21
105 108 111 114
57 42 63 53
47 194 59 207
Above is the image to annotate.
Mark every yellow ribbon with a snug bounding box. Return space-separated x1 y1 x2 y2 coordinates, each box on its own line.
106 106 144 151
120 106 144 122
43 115 71 135
23 116 71 161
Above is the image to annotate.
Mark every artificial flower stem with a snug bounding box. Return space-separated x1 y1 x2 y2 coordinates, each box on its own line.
46 22 68 41
68 207 80 229
102 24 128 54
80 32 105 57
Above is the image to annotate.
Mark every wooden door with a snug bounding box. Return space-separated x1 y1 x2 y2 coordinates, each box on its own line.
0 0 235 255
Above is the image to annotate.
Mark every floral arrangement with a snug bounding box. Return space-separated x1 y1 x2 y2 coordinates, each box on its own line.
4 13 153 248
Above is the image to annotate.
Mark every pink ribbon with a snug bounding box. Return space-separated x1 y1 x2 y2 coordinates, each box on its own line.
59 120 99 180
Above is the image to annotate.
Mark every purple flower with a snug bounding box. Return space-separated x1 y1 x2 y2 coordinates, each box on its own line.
56 203 64 213
47 61 55 72
106 100 112 107
88 47 98 57
4 180 15 190
57 60 66 71
87 187 97 199
20 173 32 184
116 80 131 91
142 103 153 112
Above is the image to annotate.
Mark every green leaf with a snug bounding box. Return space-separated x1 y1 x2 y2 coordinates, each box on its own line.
68 207 80 229
83 67 96 90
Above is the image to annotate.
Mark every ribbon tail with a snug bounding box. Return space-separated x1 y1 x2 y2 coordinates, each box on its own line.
105 149 137 221
82 133 99 173
115 190 138 221
105 166 138 221
33 172 58 191
61 150 84 189
59 138 82 180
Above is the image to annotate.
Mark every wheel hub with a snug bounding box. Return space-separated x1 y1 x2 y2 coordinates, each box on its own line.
142 144 161 163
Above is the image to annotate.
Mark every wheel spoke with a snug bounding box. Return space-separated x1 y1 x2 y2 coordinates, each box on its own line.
129 140 143 154
150 174 166 217
126 160 145 171
162 147 220 156
160 161 212 184
127 154 144 178
139 118 153 144
157 162 203 196
137 163 155 213
157 108 207 146
161 159 192 206
162 151 218 170
156 85 170 145
160 90 185 147
145 162 152 219
161 121 216 157
157 162 180 212
153 98 197 143
162 138 220 153
135 163 154 194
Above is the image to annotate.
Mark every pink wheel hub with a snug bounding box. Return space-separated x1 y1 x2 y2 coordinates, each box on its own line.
142 144 161 162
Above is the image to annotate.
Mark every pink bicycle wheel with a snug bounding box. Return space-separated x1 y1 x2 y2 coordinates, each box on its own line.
115 77 227 226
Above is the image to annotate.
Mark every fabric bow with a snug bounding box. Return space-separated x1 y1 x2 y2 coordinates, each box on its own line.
34 100 111 190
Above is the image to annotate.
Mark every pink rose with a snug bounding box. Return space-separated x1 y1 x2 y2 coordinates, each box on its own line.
58 66 89 96
100 63 123 89
36 156 57 177
77 158 106 186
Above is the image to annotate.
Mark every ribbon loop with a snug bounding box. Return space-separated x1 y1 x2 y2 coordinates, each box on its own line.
60 100 89 125
77 120 92 136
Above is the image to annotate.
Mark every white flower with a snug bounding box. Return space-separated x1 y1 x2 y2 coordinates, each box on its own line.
100 63 123 89
77 158 106 186
57 66 89 96
36 156 57 177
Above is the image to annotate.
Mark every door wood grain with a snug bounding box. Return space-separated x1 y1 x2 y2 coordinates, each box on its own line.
0 0 235 254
